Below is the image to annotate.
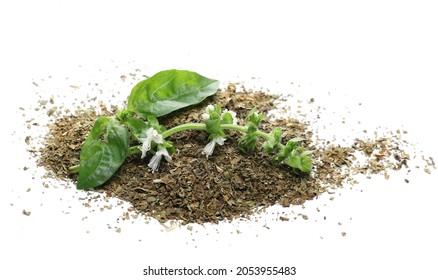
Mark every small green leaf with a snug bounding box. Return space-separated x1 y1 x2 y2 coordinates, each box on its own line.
273 139 299 162
124 116 148 141
210 105 222 120
147 115 167 133
127 69 219 118
245 109 264 126
205 118 225 140
300 150 314 156
287 155 312 174
115 109 132 123
262 127 283 154
77 117 129 190
289 136 306 143
238 133 259 153
300 156 313 173
287 155 301 170
124 115 167 142
238 109 264 153
221 111 234 125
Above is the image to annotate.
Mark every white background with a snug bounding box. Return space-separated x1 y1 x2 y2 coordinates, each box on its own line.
1 1 437 279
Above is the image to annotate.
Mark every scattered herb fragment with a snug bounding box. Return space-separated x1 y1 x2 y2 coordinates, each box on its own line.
32 70 427 225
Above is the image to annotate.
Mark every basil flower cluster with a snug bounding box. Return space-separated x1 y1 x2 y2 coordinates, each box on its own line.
201 105 237 158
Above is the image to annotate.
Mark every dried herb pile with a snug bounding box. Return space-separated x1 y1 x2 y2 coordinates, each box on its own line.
34 84 434 224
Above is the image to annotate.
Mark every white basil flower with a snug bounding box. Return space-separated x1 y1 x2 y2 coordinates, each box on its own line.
201 104 216 121
139 128 164 159
203 136 226 158
148 147 172 172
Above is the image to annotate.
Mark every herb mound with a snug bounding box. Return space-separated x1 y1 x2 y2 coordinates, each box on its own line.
37 85 416 224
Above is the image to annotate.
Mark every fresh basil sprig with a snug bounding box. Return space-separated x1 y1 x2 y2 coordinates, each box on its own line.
73 69 219 189
71 70 313 190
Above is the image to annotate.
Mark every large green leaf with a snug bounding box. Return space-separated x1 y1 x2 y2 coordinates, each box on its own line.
127 69 219 118
77 117 129 189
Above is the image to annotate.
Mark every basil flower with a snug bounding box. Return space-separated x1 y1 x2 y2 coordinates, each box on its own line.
203 136 226 158
139 128 164 159
201 104 216 121
148 147 172 172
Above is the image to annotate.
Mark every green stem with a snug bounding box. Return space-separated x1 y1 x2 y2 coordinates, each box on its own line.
128 123 277 157
221 124 275 143
162 122 274 142
128 146 140 155
161 123 207 138
69 123 283 174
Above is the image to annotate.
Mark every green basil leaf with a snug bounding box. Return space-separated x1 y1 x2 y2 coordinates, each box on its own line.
262 127 283 154
220 112 234 125
210 104 222 119
205 118 225 140
287 155 312 174
287 155 303 172
245 109 264 127
127 69 219 118
77 117 129 189
262 141 275 154
289 136 306 143
146 115 166 133
238 133 259 153
124 116 148 141
299 156 313 173
300 150 314 156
